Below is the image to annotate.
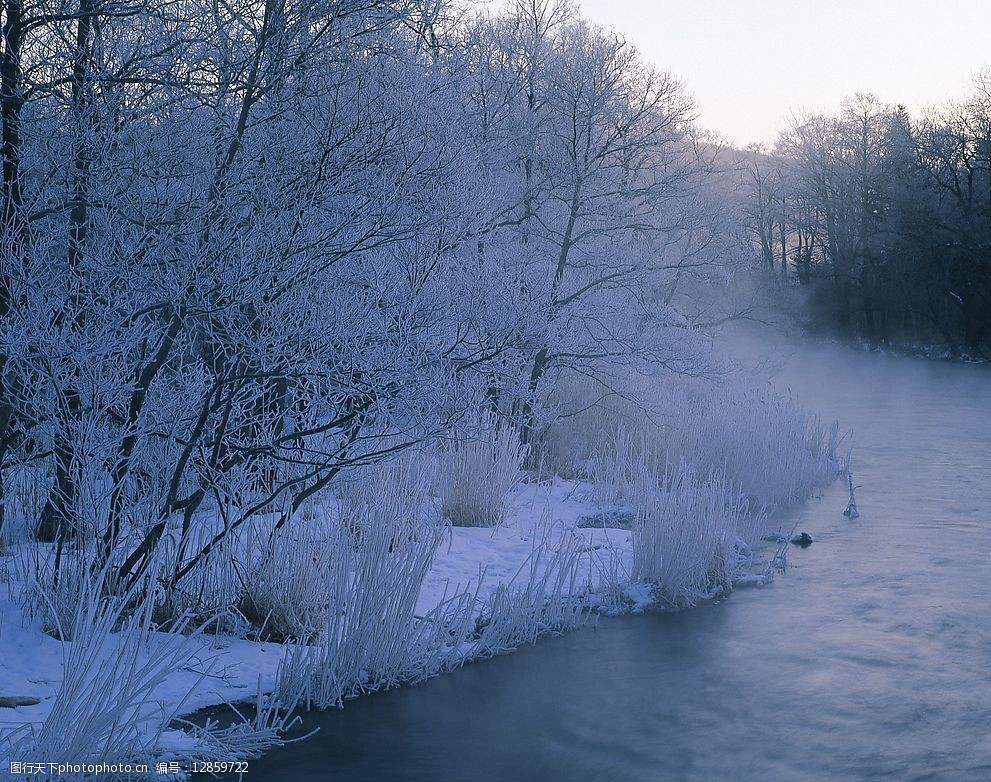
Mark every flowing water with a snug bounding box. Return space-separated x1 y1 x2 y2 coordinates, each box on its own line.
242 340 991 781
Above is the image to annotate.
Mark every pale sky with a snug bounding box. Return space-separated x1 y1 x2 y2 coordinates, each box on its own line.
576 0 991 147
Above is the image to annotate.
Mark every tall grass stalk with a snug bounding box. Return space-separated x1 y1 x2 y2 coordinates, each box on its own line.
276 458 446 709
438 412 527 527
9 558 197 770
629 462 765 607
466 523 588 657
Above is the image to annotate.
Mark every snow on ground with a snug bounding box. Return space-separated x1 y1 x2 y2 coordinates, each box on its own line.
0 579 287 743
419 479 633 614
0 478 631 743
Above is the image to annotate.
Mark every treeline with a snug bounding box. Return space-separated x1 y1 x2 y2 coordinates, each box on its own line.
744 86 991 357
0 0 738 588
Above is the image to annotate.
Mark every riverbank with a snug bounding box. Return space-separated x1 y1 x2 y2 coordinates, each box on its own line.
1 370 841 777
0 479 630 728
0 477 807 772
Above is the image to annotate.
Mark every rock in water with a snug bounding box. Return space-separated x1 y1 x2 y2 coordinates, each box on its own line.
789 532 814 547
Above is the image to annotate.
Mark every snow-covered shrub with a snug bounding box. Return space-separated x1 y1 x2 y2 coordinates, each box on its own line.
276 511 593 709
590 424 668 507
19 544 97 640
592 427 764 606
661 382 842 510
584 380 840 606
437 413 527 527
237 521 331 642
32 615 191 765
277 457 446 709
8 557 297 777
532 374 646 479
129 514 251 635
9 560 198 769
628 462 765 606
466 525 589 656
561 371 841 512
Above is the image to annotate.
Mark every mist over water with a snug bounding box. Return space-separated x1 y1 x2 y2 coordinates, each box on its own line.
240 338 991 782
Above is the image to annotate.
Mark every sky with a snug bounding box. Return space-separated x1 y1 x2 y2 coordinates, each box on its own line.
575 0 991 147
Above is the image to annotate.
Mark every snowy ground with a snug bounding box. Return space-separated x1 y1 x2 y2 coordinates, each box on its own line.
418 479 634 615
0 479 635 749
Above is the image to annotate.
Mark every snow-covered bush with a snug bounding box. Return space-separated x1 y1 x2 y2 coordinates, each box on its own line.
237 522 332 642
628 463 765 606
660 382 841 509
466 526 589 656
437 413 528 527
137 515 252 635
19 544 98 640
7 557 297 777
578 372 839 606
554 372 840 512
7 556 200 771
532 374 646 479
13 592 194 769
276 457 446 709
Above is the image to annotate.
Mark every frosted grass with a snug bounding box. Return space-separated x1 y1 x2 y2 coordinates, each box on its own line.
437 412 528 527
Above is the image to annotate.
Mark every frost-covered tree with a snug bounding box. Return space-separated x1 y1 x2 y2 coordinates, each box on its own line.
0 0 752 596
458 2 738 442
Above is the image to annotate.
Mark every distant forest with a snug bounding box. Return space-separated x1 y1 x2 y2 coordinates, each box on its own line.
744 87 991 358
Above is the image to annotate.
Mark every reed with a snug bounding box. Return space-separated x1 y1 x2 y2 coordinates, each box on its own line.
437 412 528 527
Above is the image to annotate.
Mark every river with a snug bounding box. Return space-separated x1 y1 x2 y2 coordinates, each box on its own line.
238 339 991 781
